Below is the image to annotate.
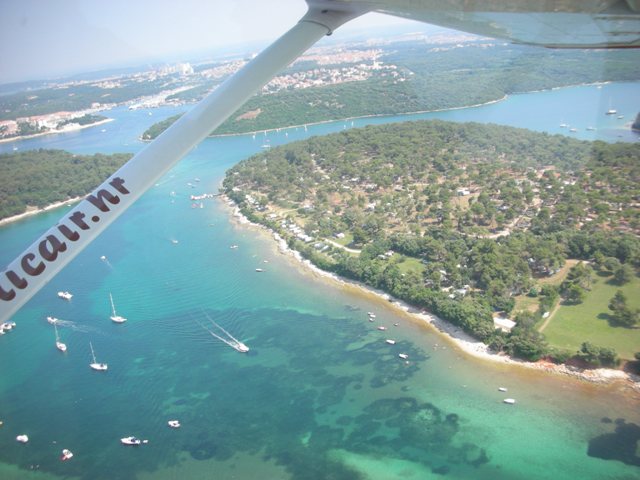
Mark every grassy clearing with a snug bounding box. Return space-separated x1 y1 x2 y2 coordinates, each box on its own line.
537 259 580 285
395 256 425 276
333 233 353 246
513 294 539 314
543 273 640 359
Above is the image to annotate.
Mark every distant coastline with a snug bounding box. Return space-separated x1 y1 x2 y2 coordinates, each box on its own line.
221 195 640 395
144 79 626 141
209 95 510 139
0 117 113 144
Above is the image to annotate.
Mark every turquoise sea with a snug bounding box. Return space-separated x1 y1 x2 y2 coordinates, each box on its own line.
0 83 639 480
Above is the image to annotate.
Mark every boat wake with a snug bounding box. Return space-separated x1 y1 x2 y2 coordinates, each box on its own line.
195 312 249 353
46 316 99 334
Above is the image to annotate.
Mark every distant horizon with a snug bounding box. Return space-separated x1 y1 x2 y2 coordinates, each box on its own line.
0 24 459 90
0 0 436 86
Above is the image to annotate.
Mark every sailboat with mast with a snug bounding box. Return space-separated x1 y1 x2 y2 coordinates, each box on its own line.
109 293 127 324
54 324 67 352
89 342 108 371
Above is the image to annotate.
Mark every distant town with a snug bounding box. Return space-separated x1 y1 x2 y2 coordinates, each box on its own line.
0 31 485 141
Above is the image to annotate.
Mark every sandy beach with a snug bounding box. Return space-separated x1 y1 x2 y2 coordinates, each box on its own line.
0 196 81 226
223 196 640 393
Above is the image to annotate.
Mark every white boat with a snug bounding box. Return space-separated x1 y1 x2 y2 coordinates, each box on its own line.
385 339 396 345
229 245 239 249
1 321 15 331
121 436 142 445
47 316 60 325
57 291 73 300
60 449 74 461
569 128 577 132
54 324 67 352
503 398 516 404
377 326 386 331
398 353 409 359
167 420 181 428
16 434 29 443
559 123 568 128
255 268 264 272
606 108 617 115
109 293 127 324
498 387 508 392
89 342 108 371
198 313 249 353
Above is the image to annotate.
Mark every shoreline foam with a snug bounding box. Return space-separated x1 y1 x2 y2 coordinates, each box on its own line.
222 196 640 394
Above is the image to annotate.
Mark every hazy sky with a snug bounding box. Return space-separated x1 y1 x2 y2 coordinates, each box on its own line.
0 0 418 84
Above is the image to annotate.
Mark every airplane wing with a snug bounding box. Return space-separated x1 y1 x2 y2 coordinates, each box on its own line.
1 0 639 323
310 0 640 48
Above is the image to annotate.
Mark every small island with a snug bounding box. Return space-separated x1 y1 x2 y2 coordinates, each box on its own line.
223 120 640 372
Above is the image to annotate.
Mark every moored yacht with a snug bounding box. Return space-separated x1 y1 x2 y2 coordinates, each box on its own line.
89 342 108 371
109 293 127 323
121 436 142 445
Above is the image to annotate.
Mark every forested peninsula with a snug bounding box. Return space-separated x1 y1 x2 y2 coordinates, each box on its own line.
142 45 640 139
0 149 132 220
223 120 640 366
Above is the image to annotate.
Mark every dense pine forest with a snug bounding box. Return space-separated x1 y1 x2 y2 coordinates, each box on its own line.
0 149 132 219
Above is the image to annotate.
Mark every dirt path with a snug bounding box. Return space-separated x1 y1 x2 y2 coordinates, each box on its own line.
538 301 562 332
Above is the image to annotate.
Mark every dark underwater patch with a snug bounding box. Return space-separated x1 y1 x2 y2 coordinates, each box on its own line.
587 420 640 467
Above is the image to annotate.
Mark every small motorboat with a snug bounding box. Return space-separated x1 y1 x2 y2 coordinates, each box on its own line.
498 387 508 392
47 316 60 325
377 326 386 331
398 353 409 360
167 420 181 428
1 322 15 332
503 398 516 405
60 449 74 461
16 434 29 443
385 339 396 345
121 436 142 445
55 325 67 352
57 291 73 300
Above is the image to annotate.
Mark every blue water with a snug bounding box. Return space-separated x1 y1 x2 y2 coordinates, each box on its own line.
0 83 639 480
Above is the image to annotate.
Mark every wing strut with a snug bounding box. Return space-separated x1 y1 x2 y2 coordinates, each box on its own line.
0 5 368 323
